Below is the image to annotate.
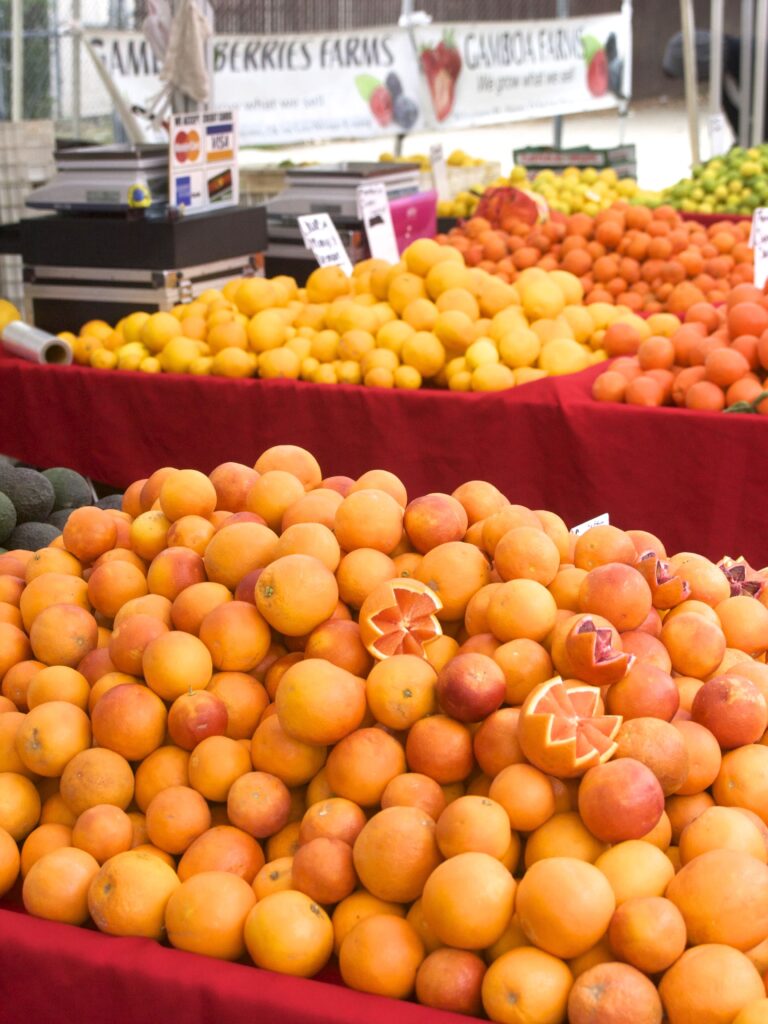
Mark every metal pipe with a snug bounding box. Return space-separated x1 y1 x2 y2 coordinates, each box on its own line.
72 0 81 137
680 0 701 165
740 0 754 147
552 0 569 148
753 0 767 145
710 0 724 115
10 0 23 122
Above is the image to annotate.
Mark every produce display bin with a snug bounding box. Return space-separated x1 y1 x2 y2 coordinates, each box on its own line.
0 352 764 569
513 144 637 180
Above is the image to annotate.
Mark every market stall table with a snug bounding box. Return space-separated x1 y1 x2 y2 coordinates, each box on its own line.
0 896 463 1024
0 352 764 566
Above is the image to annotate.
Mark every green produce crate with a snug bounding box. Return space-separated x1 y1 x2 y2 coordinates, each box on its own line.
513 145 637 181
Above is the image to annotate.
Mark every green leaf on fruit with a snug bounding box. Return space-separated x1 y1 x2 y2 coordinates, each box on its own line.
582 35 603 64
355 74 381 102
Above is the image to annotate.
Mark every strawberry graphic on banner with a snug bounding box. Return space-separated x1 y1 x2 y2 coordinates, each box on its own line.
420 30 462 122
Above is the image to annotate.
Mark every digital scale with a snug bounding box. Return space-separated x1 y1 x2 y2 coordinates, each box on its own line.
264 162 423 281
25 143 171 213
1 143 267 333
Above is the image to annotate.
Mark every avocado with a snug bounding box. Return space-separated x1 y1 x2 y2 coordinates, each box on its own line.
95 493 124 511
42 467 93 510
1 468 55 523
47 507 76 530
0 490 16 544
8 521 61 551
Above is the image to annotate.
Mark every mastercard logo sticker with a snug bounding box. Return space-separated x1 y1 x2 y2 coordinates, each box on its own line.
173 129 201 163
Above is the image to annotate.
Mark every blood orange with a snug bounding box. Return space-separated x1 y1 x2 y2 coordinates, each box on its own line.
564 615 634 686
518 677 622 779
358 578 442 661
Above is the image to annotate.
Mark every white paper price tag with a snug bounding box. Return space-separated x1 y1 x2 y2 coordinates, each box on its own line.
297 213 353 276
707 111 733 158
569 513 610 537
357 183 400 265
430 143 450 201
750 208 768 289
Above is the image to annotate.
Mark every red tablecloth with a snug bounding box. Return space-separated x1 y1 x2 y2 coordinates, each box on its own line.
0 900 469 1024
1 353 766 566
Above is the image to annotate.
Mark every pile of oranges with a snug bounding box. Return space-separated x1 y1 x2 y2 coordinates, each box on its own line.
592 283 768 412
436 203 754 316
4 444 768 1022
56 239 656 392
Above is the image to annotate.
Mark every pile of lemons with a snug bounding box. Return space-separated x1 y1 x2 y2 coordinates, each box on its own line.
506 165 663 216
59 239 658 393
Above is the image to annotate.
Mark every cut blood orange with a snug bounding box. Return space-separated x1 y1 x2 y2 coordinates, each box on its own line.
358 578 443 661
717 555 766 598
518 676 622 779
636 551 691 609
565 615 634 687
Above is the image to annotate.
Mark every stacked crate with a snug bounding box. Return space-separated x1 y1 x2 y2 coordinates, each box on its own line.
0 121 56 309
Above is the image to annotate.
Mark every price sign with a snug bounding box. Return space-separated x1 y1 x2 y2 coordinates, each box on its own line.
751 208 768 289
357 183 400 264
430 143 450 201
570 513 610 537
297 213 353 276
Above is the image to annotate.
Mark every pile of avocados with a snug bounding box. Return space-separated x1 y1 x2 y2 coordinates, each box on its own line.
0 455 123 552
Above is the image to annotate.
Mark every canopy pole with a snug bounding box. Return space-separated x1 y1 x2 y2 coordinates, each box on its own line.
752 0 767 146
679 0 701 165
739 0 754 146
10 0 23 122
709 0 724 116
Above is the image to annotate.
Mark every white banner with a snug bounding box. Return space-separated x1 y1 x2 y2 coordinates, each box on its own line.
83 12 631 145
412 13 631 127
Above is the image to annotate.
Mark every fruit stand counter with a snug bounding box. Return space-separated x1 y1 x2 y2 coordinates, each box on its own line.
0 900 459 1024
0 352 764 567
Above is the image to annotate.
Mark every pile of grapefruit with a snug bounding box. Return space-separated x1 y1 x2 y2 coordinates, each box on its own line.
436 203 754 315
3 445 768 1023
58 238 662 392
592 282 768 412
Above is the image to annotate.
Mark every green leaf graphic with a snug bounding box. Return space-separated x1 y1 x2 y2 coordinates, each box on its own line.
582 34 602 64
355 74 381 102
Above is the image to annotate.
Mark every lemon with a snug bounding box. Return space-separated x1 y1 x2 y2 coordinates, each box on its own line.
499 327 541 368
189 356 213 375
364 366 394 388
211 347 254 378
284 335 311 360
300 356 320 380
465 339 500 369
538 338 590 376
139 356 161 373
258 347 300 379
471 363 515 391
247 309 287 352
393 365 422 389
116 342 149 370
310 330 339 362
360 348 399 375
337 329 375 362
401 331 446 378
377 320 414 355
90 349 118 370
313 363 337 384
121 311 151 345
159 336 205 374
448 370 472 392
336 360 363 385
